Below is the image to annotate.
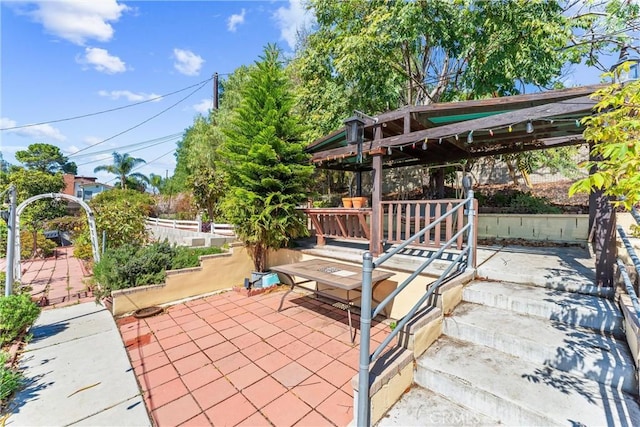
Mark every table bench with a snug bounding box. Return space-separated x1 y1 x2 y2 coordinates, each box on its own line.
270 259 394 342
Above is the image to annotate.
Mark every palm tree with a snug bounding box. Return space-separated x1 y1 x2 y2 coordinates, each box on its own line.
94 152 149 189
148 173 164 195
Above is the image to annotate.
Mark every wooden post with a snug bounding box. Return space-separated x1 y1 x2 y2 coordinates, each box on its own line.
370 155 383 256
589 143 616 287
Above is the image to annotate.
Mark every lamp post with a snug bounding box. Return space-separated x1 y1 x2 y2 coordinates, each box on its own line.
610 44 640 83
344 116 365 196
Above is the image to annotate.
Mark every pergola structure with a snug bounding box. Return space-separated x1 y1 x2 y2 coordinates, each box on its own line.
306 84 616 286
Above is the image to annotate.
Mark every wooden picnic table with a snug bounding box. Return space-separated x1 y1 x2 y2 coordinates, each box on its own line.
271 259 394 342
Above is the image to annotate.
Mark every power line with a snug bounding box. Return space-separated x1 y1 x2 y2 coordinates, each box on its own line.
68 81 208 157
102 148 177 185
0 77 213 131
68 132 183 159
74 137 181 168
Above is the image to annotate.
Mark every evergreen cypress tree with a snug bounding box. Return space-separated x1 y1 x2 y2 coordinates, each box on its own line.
218 45 314 272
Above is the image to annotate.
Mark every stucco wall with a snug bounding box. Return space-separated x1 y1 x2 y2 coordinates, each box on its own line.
112 243 254 316
477 214 589 242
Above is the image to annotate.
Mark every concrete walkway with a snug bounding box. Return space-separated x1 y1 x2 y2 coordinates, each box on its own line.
6 303 151 426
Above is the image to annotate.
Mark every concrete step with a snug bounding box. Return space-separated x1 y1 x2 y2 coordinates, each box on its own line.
475 245 599 294
444 302 638 394
415 336 640 426
462 281 625 338
376 386 498 426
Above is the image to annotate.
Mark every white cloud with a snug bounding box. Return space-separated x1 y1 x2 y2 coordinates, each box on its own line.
0 117 17 129
172 48 204 76
193 99 213 114
98 90 161 102
24 0 129 45
83 136 103 147
0 116 66 141
78 47 127 74
273 0 316 50
227 8 246 32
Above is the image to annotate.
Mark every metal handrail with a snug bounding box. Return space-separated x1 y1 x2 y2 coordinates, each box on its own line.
616 224 640 317
356 187 475 426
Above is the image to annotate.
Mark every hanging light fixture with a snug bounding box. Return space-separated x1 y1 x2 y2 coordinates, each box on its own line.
526 121 534 134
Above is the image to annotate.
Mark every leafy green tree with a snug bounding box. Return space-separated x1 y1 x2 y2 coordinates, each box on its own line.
5 168 66 258
569 64 640 210
15 143 77 174
94 152 149 189
292 0 638 189
148 173 164 195
218 45 314 272
172 68 252 218
73 189 154 260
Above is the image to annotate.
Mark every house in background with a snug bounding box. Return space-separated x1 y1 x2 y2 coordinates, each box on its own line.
63 174 112 201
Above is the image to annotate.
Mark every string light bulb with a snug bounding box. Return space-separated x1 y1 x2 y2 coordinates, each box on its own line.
489 129 494 136
575 119 580 127
422 140 427 150
467 131 474 144
526 121 534 134
438 138 442 144
508 125 513 132
454 134 459 141
387 146 392 155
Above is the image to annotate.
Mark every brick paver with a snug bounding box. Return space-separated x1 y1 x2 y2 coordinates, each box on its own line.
119 287 395 426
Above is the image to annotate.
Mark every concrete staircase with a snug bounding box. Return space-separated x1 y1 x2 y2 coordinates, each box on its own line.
378 278 640 426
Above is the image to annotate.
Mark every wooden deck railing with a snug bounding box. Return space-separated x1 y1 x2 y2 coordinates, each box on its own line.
302 208 371 245
381 200 466 249
303 199 471 251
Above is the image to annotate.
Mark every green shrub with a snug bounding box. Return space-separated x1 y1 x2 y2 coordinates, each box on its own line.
0 293 40 346
0 352 22 403
92 242 224 300
19 230 57 260
508 193 562 214
171 246 223 270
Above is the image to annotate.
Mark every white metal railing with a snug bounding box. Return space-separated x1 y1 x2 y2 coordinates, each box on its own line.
145 217 235 236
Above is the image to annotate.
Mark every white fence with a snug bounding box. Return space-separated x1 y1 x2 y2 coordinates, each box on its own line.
145 217 235 236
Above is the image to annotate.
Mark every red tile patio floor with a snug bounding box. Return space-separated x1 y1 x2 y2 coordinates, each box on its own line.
117 288 396 426
1 246 93 309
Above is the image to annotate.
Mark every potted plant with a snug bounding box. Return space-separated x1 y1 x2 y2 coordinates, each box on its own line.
351 196 367 208
342 197 353 208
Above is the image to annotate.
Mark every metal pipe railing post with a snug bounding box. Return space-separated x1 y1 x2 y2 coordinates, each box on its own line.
5 185 17 296
463 175 475 271
357 251 373 427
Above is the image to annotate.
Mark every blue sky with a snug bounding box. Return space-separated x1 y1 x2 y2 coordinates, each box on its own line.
1 0 314 185
0 0 627 186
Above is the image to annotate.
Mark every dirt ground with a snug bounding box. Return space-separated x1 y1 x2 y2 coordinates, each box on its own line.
474 180 589 214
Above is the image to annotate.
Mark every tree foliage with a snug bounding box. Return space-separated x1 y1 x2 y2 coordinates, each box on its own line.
73 189 154 260
15 143 77 174
94 152 148 190
218 45 314 272
569 64 640 210
292 0 638 186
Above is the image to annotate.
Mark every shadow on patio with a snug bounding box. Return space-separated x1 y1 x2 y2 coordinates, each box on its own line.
117 287 396 426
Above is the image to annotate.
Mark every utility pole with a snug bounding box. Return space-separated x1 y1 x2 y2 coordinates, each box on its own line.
5 185 16 296
213 72 219 110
